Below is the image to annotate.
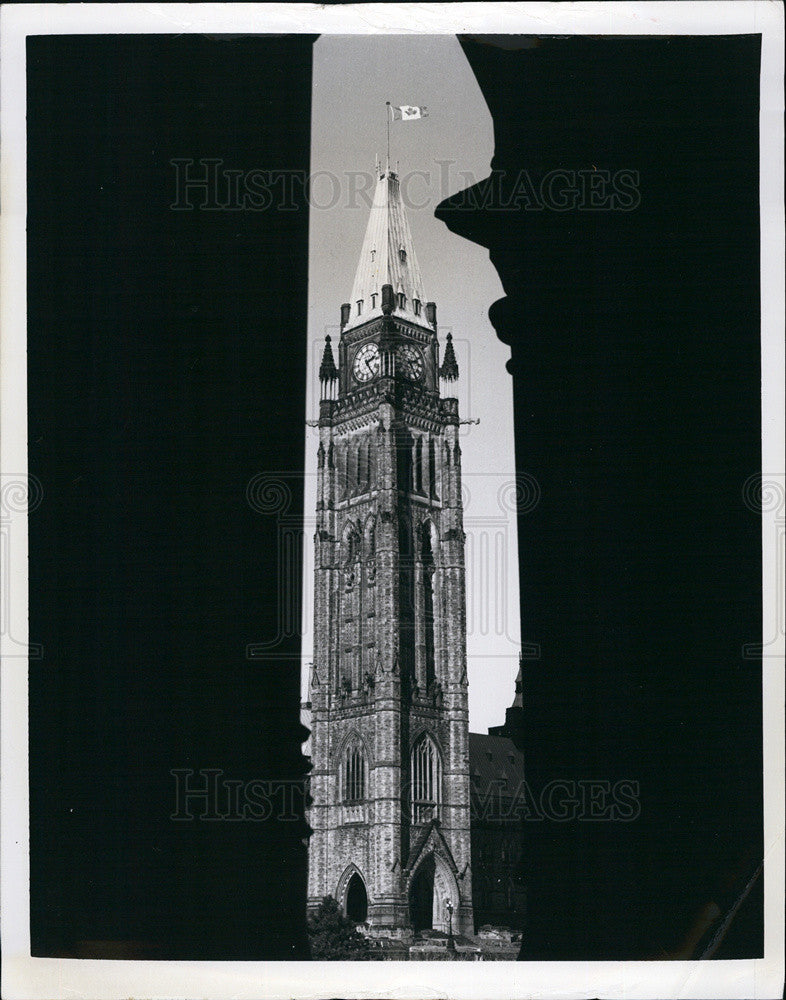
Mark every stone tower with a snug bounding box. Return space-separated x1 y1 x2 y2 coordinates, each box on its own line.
307 167 473 939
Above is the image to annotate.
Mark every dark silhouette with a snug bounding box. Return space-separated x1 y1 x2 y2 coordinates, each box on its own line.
27 34 316 959
437 35 763 959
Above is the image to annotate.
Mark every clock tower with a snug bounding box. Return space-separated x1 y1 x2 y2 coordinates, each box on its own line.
307 167 473 940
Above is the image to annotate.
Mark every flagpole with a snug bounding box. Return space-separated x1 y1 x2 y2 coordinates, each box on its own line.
385 101 391 173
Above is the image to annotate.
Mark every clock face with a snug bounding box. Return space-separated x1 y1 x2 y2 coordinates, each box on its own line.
352 342 380 383
396 344 425 381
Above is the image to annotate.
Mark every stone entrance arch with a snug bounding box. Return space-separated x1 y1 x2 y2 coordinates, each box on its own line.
410 855 435 932
408 850 460 934
346 872 368 923
336 863 369 924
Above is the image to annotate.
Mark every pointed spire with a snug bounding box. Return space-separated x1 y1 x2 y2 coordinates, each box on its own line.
319 335 338 400
439 332 459 382
319 334 338 381
344 169 431 332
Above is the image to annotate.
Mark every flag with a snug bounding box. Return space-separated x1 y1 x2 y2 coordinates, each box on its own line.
390 105 428 121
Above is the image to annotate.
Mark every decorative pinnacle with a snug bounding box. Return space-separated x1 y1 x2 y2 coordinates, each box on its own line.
318 334 338 382
439 332 459 382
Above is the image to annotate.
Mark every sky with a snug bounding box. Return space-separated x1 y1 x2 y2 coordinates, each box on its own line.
302 35 520 734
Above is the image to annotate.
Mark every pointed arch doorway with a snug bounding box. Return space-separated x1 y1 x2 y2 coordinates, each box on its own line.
409 854 435 932
409 850 461 935
345 872 368 923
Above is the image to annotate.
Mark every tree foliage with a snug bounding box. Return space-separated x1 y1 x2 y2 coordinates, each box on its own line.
307 895 372 960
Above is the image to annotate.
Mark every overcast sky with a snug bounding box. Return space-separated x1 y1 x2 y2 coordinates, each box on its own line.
302 35 521 734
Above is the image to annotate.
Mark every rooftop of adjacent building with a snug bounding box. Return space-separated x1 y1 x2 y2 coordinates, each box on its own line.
469 659 524 804
468 731 524 792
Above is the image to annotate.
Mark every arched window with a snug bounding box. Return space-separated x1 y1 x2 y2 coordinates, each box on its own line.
411 734 441 823
356 299 363 315
398 292 406 310
343 739 366 803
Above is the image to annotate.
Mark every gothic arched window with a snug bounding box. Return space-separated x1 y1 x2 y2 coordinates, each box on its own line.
411 734 441 823
343 739 366 803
